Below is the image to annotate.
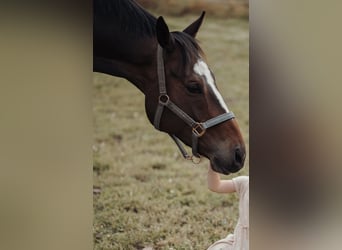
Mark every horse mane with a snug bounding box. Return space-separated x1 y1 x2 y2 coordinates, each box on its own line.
94 0 157 37
94 0 203 67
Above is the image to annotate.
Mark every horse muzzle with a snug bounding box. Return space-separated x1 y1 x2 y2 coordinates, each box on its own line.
210 145 246 174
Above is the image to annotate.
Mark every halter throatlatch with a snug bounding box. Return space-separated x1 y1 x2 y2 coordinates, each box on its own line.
153 45 235 163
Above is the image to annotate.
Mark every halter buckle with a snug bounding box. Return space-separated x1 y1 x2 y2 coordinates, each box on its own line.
192 123 206 137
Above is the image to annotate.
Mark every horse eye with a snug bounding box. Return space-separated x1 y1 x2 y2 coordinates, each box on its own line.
186 82 203 94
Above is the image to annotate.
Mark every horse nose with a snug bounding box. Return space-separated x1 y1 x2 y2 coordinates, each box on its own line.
231 147 245 172
235 147 245 165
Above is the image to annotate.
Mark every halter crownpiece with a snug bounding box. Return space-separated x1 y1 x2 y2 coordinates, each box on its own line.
153 45 235 162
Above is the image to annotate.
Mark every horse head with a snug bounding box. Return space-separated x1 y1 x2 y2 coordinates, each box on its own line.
144 13 246 174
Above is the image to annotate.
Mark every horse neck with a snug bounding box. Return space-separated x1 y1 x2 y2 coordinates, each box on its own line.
94 36 157 93
93 0 158 93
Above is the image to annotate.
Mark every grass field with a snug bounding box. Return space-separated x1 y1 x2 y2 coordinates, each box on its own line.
93 15 249 250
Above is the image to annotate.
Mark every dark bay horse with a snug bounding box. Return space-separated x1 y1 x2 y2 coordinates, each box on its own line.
93 0 245 174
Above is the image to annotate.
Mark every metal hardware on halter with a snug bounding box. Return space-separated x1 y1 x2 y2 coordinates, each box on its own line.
191 155 201 164
154 45 235 161
158 94 169 105
192 123 206 137
170 135 201 164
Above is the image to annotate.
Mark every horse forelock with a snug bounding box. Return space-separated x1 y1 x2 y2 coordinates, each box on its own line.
171 32 204 71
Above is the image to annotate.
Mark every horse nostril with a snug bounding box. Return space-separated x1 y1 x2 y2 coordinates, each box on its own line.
234 147 245 165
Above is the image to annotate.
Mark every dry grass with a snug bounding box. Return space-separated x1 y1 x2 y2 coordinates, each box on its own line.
93 15 248 250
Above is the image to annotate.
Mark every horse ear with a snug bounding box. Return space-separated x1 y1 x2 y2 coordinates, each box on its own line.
183 11 206 37
156 16 175 51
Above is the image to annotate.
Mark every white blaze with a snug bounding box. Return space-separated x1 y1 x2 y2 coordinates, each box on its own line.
193 59 229 112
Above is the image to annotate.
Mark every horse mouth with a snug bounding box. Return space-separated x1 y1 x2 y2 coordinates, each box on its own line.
210 161 231 175
210 153 244 175
216 167 231 175
211 164 241 175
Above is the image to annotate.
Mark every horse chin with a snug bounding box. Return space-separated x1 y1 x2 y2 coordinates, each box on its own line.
210 156 242 175
216 168 231 175
210 160 231 175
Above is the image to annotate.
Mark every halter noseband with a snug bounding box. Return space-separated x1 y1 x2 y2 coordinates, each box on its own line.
153 45 235 162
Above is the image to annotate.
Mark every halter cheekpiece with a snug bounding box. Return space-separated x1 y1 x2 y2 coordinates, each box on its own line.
153 45 235 163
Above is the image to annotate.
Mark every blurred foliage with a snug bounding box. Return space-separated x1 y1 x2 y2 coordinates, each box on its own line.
137 0 249 18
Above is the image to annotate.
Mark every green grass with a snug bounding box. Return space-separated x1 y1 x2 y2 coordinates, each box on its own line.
93 16 248 250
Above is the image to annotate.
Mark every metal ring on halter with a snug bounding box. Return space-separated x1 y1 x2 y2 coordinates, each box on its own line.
192 123 206 137
158 94 170 105
190 155 201 164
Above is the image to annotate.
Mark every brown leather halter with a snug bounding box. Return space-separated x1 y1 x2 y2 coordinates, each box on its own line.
153 45 235 163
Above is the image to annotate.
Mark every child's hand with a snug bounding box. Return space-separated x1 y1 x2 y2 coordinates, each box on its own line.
207 164 236 193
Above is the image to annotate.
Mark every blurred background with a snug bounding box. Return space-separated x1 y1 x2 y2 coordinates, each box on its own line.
136 0 248 18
